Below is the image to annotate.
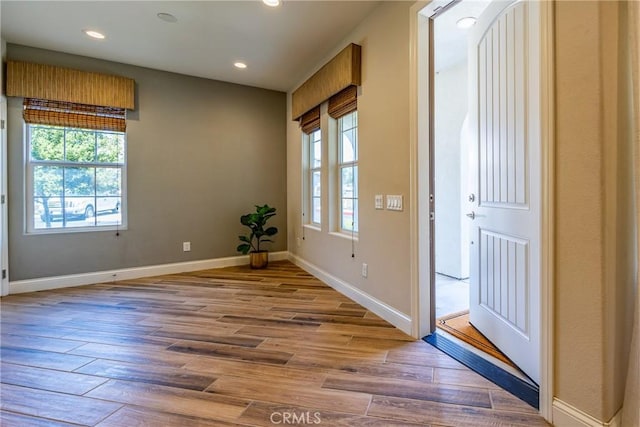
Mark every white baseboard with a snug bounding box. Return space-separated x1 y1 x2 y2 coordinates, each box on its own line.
288 253 413 336
8 251 289 294
553 399 623 427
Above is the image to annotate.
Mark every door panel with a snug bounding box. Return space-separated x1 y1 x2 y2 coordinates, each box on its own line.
469 0 541 383
478 229 529 335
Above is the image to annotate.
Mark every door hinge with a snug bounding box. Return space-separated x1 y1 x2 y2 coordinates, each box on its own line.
430 212 435 221
0 119 4 130
1 195 5 204
2 269 6 280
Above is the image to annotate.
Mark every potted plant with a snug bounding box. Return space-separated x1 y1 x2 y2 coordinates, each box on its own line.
237 204 278 269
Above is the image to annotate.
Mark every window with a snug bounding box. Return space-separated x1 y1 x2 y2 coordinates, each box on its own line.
338 111 358 233
309 128 322 226
27 124 126 232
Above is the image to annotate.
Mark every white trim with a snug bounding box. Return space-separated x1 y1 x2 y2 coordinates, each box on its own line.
553 399 623 427
409 0 431 339
538 0 555 421
8 251 289 294
288 253 413 335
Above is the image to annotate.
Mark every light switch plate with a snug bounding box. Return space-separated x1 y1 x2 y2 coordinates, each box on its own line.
375 194 384 210
386 195 403 211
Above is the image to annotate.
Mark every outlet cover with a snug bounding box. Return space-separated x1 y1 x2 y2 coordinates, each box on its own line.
183 241 191 252
362 263 368 278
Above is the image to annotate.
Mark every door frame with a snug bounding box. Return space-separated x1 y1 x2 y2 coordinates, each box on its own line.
408 0 555 421
0 95 7 298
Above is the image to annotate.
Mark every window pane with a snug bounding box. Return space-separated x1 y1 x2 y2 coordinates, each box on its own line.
312 197 321 224
341 112 355 129
341 199 359 232
33 165 63 197
341 129 356 163
341 198 354 231
66 130 96 162
96 168 121 196
341 167 354 198
31 126 64 161
97 132 124 163
64 167 95 197
353 199 359 232
311 141 321 168
96 197 122 226
353 165 358 197
312 171 321 197
63 196 97 227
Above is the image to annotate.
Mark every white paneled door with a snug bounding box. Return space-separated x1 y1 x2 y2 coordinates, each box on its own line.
467 0 541 383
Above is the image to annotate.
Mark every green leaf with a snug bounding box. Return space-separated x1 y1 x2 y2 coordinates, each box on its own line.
265 227 278 236
237 243 251 254
238 235 251 243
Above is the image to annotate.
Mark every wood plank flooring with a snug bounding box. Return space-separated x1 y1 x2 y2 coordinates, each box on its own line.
0 261 549 426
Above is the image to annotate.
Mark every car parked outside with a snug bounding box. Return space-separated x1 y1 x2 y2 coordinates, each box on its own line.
40 197 121 221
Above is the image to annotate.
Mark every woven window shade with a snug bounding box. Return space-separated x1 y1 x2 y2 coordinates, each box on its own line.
300 107 321 134
328 85 357 119
23 99 126 132
7 60 135 110
292 43 361 120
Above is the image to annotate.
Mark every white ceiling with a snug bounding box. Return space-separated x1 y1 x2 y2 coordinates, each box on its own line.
0 1 381 92
432 0 492 71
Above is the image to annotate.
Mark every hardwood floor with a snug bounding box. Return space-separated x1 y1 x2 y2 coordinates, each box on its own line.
0 261 549 426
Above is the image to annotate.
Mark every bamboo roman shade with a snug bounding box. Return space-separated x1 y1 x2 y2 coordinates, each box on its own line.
328 85 357 119
300 107 321 134
6 60 135 110
23 99 127 132
292 43 361 121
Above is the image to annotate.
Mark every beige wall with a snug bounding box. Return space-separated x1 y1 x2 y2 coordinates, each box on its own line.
287 0 637 423
555 1 636 421
7 45 287 281
287 1 414 317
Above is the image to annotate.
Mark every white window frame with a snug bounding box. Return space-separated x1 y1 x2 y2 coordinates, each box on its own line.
337 111 358 234
308 128 322 227
25 124 127 234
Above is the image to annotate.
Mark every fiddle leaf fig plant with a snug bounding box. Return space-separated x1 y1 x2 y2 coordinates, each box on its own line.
237 204 278 254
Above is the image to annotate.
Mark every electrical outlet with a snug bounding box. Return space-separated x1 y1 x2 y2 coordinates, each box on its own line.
296 237 301 247
183 241 191 252
362 263 368 278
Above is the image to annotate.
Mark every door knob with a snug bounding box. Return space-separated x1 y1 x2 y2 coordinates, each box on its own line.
466 211 475 220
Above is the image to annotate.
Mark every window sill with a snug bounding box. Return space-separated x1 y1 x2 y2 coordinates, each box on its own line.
26 224 128 236
329 231 359 242
303 224 321 233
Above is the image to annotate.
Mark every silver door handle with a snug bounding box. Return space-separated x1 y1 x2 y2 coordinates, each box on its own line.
466 211 475 220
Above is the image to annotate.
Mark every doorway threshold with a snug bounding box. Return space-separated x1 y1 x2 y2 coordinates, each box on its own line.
424 331 539 409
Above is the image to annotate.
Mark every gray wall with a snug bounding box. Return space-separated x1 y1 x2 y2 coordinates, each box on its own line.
7 44 287 281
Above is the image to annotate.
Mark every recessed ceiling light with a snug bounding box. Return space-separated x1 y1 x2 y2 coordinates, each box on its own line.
456 17 477 29
263 0 280 7
82 29 105 40
234 62 248 69
157 12 178 23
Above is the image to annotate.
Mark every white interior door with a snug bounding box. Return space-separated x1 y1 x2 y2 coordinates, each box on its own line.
468 0 541 383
